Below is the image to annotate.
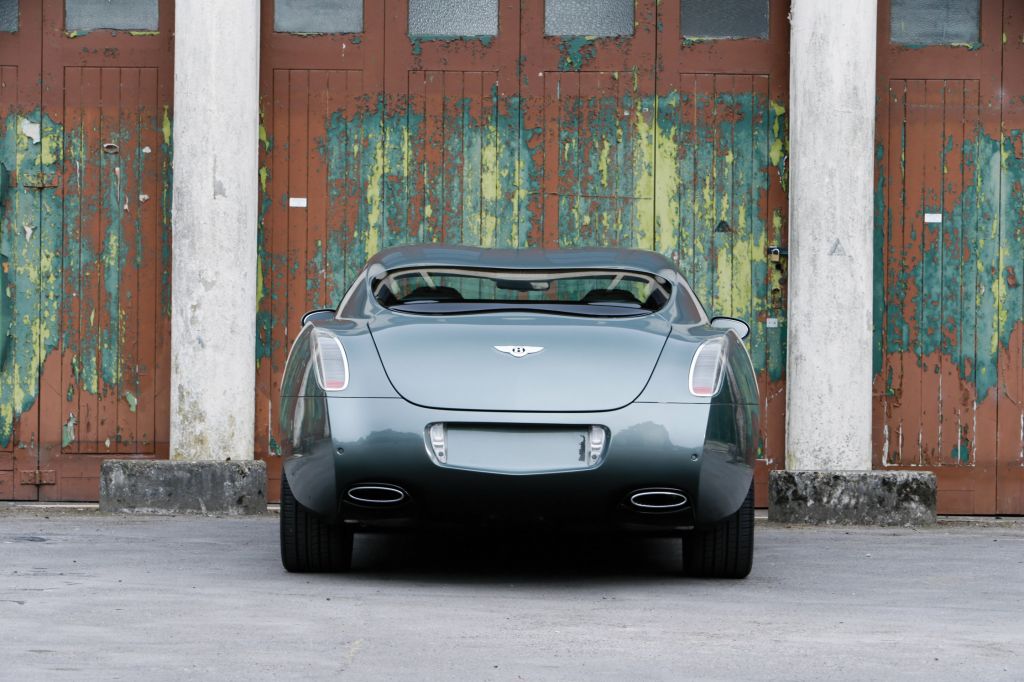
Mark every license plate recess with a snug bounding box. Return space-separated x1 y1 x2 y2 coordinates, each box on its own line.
444 425 595 474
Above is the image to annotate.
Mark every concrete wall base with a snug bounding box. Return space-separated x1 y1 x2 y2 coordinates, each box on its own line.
99 460 267 515
769 471 937 526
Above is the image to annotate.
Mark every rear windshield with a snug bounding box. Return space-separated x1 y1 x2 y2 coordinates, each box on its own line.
372 267 672 317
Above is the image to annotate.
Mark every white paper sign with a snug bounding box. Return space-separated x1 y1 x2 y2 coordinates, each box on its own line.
289 197 308 208
924 213 942 223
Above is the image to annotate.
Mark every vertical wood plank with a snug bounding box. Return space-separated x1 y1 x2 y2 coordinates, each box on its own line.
136 68 159 452
286 69 309 348
442 71 464 245
939 79 968 468
115 66 140 454
77 67 102 452
307 70 330 310
60 67 84 455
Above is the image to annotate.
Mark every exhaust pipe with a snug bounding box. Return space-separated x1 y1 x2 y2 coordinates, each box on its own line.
628 489 688 512
346 484 408 505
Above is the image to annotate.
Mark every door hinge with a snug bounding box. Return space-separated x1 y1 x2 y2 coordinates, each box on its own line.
19 470 56 486
20 173 59 190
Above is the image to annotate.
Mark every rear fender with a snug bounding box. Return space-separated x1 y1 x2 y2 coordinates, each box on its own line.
283 434 339 519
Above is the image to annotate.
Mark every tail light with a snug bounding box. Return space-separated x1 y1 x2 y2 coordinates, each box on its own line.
312 329 349 391
688 337 727 398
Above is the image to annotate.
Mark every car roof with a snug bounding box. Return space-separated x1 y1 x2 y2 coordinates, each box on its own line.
366 244 678 278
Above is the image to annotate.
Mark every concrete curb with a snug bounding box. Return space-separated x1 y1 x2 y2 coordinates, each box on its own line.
768 470 937 526
99 460 268 515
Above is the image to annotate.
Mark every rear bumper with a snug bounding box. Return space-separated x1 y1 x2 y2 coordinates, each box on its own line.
283 397 755 529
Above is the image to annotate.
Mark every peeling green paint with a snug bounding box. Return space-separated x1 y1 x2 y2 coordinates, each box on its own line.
768 101 788 193
62 413 77 448
1 87 172 450
410 34 495 51
557 37 598 71
873 142 887 376
160 107 173 314
0 111 63 447
258 122 271 151
161 106 172 146
951 443 970 463
876 99 1024 459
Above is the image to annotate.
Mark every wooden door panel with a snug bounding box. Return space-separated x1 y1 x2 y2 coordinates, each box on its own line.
261 66 384 460
34 0 173 500
874 0 1006 514
539 71 655 250
257 2 385 484
521 0 656 248
404 69 519 248
57 66 163 456
660 73 786 498
0 0 44 500
261 67 382 465
381 0 521 251
656 1 790 506
876 78 997 514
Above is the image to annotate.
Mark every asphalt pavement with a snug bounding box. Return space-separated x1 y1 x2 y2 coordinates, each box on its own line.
1 506 1022 681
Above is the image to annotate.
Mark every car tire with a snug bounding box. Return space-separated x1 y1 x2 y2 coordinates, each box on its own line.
682 482 754 579
280 472 353 573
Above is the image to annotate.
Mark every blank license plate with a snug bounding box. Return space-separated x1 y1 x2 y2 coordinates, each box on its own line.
445 427 590 474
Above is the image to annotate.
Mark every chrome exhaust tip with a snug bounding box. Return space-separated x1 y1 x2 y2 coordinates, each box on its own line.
346 484 408 505
628 489 688 512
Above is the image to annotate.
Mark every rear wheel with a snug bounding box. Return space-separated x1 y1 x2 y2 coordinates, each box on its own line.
682 483 754 579
280 472 353 573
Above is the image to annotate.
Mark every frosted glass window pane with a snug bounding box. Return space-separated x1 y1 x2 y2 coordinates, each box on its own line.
275 0 363 34
891 0 979 45
65 0 158 31
0 0 17 33
545 0 633 37
681 0 768 39
409 0 498 37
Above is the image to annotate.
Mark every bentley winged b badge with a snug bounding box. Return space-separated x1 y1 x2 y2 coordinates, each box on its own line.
494 345 544 358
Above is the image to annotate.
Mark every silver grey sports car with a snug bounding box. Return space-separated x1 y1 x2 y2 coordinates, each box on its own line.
279 245 759 578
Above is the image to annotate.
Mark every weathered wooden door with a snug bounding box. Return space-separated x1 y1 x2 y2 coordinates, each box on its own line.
0 0 173 501
256 1 385 487
875 0 1024 514
38 0 173 500
657 0 790 505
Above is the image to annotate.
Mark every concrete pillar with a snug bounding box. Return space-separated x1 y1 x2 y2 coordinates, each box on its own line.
785 0 877 472
169 0 260 462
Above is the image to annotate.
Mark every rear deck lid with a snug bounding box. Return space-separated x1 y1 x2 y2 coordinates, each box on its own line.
369 313 670 412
